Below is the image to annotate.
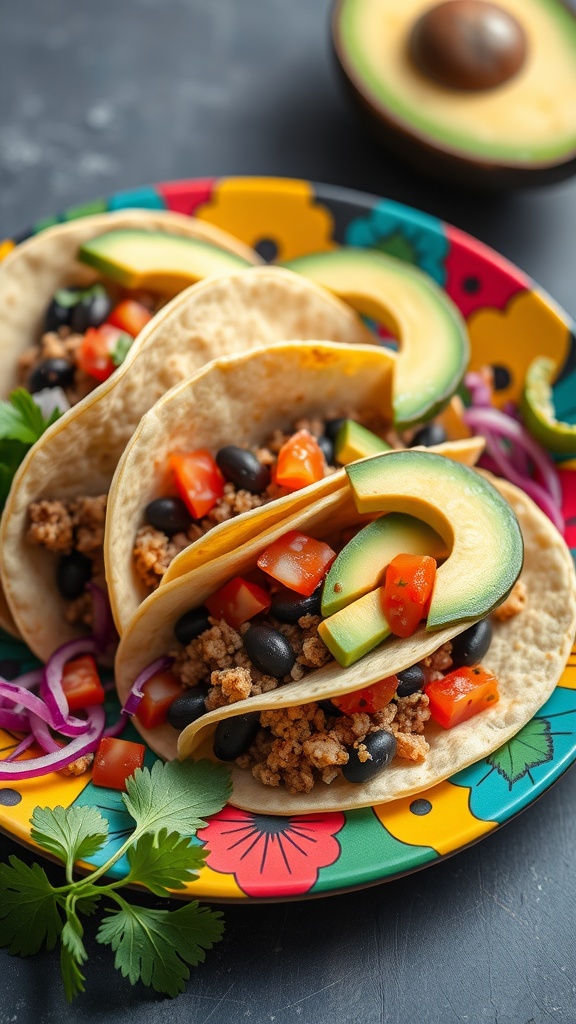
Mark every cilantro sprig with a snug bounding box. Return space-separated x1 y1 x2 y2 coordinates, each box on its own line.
0 388 62 509
0 759 232 1001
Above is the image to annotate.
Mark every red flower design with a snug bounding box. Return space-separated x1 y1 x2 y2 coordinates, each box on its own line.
444 224 527 319
197 806 345 898
156 178 215 217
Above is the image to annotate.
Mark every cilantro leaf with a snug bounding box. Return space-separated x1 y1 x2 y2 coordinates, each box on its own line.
124 830 207 897
0 857 63 955
61 941 87 1003
0 389 47 443
110 331 133 367
31 805 109 873
97 899 225 997
122 759 232 837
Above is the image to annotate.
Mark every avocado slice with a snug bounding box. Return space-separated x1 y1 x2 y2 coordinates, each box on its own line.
79 230 254 296
284 248 469 429
521 357 576 455
334 419 391 464
321 512 447 618
333 0 576 187
346 449 523 629
318 587 392 667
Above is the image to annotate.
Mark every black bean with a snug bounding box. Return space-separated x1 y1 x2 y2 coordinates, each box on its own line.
174 607 211 646
44 288 81 332
396 664 426 698
145 497 192 535
450 619 493 668
213 712 261 761
409 422 447 447
28 358 75 393
167 688 207 730
317 698 341 717
56 551 93 599
270 585 322 623
215 446 271 494
243 624 296 677
69 284 113 333
342 730 397 783
324 417 347 443
317 435 334 464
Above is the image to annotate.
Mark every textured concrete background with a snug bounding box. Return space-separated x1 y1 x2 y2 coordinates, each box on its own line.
2 1 576 1021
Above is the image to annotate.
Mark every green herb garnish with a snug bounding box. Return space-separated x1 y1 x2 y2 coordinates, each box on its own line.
0 389 62 510
110 331 133 367
0 759 232 1001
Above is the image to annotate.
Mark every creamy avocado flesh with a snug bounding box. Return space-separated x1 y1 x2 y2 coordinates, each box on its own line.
79 230 255 296
346 450 524 629
285 248 469 429
322 511 447 617
337 0 576 163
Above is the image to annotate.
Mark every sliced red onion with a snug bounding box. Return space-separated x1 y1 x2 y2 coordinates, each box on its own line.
122 656 173 717
87 582 117 654
29 712 61 754
477 428 565 533
0 707 30 731
6 734 36 761
7 669 43 691
465 372 492 408
103 715 128 739
40 636 99 735
0 705 105 781
464 406 562 506
0 681 89 738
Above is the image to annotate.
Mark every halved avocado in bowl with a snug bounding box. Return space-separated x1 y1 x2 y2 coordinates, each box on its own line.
332 0 576 188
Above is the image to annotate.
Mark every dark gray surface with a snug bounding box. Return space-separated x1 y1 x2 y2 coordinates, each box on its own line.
1 1 576 1020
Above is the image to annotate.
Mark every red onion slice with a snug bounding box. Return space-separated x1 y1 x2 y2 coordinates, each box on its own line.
29 713 61 754
465 372 492 408
464 407 562 506
122 656 173 717
477 428 565 533
6 734 36 761
87 582 117 653
40 636 99 735
0 707 30 731
0 705 105 781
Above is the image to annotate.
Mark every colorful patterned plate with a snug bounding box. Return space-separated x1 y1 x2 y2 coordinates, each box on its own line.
1 177 575 902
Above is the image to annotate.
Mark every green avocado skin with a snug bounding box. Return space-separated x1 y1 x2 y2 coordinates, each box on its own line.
346 450 524 629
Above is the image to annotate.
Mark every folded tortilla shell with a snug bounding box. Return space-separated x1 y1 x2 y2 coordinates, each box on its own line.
1 268 375 660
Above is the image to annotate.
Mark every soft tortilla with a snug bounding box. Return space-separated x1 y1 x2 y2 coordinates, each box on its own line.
180 478 576 813
106 341 397 633
1 268 375 660
0 208 259 637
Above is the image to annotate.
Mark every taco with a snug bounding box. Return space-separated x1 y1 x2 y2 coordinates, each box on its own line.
0 208 258 635
0 268 378 661
114 451 575 814
104 339 483 634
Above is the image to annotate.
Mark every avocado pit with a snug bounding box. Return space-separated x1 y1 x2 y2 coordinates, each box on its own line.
409 0 527 91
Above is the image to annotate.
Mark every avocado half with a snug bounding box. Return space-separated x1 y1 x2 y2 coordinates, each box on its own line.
332 0 576 188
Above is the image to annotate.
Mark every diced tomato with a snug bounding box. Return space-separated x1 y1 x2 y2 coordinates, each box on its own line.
77 324 132 382
106 299 153 336
206 577 271 628
257 530 337 596
91 737 146 791
381 554 437 638
169 450 224 519
425 665 500 729
135 671 183 730
61 655 105 712
275 430 325 491
332 675 398 716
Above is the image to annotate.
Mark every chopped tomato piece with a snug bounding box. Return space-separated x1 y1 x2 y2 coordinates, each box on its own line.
92 737 146 791
381 554 437 638
169 450 224 518
77 324 132 382
425 665 500 729
61 655 105 712
257 530 337 596
135 670 183 729
332 675 398 716
106 298 153 336
275 430 325 491
206 577 271 628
